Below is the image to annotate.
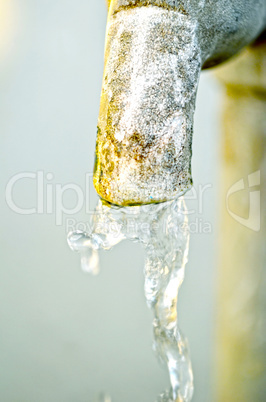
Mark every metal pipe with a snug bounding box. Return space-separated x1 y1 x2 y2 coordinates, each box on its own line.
93 0 266 206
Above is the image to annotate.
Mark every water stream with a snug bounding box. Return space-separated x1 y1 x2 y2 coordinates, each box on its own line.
68 197 193 402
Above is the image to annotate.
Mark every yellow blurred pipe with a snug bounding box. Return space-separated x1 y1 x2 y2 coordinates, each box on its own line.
214 41 266 401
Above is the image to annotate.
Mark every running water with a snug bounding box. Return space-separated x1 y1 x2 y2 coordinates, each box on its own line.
67 197 193 402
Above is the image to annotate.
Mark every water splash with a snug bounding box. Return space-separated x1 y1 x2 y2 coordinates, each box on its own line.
68 197 193 401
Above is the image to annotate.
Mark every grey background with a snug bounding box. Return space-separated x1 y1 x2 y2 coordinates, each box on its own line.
0 1 223 401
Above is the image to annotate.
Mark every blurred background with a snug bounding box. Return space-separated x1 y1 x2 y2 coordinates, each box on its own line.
0 1 264 401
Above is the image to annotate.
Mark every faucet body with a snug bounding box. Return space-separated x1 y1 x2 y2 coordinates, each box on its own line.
93 0 266 206
107 0 266 67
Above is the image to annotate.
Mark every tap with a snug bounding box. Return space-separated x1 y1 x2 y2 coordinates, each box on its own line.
93 0 266 206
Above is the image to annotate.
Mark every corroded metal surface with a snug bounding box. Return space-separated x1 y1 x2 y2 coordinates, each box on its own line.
94 7 200 205
94 0 266 206
107 0 266 66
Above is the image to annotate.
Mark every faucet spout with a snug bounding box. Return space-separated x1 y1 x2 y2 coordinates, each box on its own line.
93 0 266 206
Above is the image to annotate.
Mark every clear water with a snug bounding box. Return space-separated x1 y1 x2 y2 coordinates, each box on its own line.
68 197 193 402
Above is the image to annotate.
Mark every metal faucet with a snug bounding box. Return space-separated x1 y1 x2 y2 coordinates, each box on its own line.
93 0 266 206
